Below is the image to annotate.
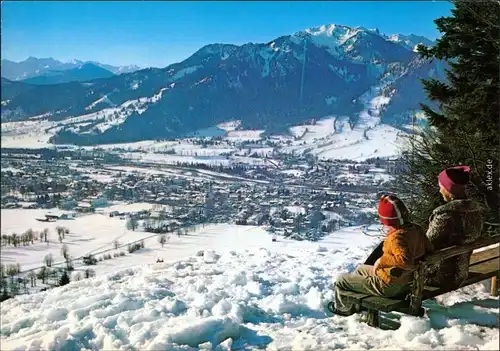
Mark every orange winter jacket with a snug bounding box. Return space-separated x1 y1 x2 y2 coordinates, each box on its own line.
376 224 434 285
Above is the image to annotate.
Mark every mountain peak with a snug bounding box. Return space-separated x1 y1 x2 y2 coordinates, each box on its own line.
293 24 433 52
25 56 56 62
385 33 435 51
191 43 240 61
199 43 239 52
294 23 357 37
289 23 367 55
77 62 103 69
67 59 84 65
25 56 41 61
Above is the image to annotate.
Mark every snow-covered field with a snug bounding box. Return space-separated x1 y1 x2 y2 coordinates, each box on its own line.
0 206 157 270
1 221 498 350
1 109 409 163
281 77 409 161
284 116 407 162
0 120 57 149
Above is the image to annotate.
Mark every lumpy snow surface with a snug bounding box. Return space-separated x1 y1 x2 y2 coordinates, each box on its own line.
1 227 498 350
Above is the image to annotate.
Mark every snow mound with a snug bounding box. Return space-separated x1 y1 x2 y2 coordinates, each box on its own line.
1 230 498 350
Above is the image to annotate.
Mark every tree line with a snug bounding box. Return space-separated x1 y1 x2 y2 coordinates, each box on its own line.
396 0 499 230
1 226 70 248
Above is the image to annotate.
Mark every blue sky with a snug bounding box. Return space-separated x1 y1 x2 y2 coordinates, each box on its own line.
2 1 453 68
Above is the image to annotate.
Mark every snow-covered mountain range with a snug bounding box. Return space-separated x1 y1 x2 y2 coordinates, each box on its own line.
19 63 116 85
1 24 444 146
1 57 141 81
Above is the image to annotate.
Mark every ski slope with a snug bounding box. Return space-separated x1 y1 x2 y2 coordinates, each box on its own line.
285 117 406 161
1 225 498 350
283 76 407 162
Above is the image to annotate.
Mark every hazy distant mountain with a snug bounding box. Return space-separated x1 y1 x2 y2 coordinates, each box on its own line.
90 62 142 75
21 63 115 85
1 57 141 81
1 24 441 145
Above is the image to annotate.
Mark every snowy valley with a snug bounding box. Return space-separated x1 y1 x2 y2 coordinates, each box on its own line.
1 145 498 350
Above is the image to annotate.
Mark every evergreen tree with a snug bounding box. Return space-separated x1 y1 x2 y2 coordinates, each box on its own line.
0 286 10 302
397 0 500 230
59 270 70 286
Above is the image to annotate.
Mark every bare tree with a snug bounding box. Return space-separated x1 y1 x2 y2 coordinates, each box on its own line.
26 229 35 244
158 235 167 247
42 228 49 242
28 271 37 287
49 268 59 285
12 233 18 247
6 264 20 286
37 267 48 284
56 226 68 240
44 254 54 267
22 277 28 293
126 218 138 231
61 245 69 259
84 269 95 279
61 245 70 269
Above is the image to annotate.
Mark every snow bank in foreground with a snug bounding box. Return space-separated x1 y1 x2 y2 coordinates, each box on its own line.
1 244 498 350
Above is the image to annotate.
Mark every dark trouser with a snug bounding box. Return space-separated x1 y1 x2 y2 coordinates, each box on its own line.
334 265 409 313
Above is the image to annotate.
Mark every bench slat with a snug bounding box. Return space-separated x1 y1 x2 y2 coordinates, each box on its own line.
335 290 372 301
424 235 500 267
336 289 410 312
358 296 408 312
470 246 500 266
469 256 499 275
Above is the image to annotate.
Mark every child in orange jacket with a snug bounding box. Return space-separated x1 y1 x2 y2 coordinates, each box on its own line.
331 194 434 316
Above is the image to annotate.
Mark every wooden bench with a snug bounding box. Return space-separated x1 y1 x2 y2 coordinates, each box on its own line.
337 234 500 328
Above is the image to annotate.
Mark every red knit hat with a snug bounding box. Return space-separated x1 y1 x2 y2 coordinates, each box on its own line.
438 165 470 196
378 194 410 228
